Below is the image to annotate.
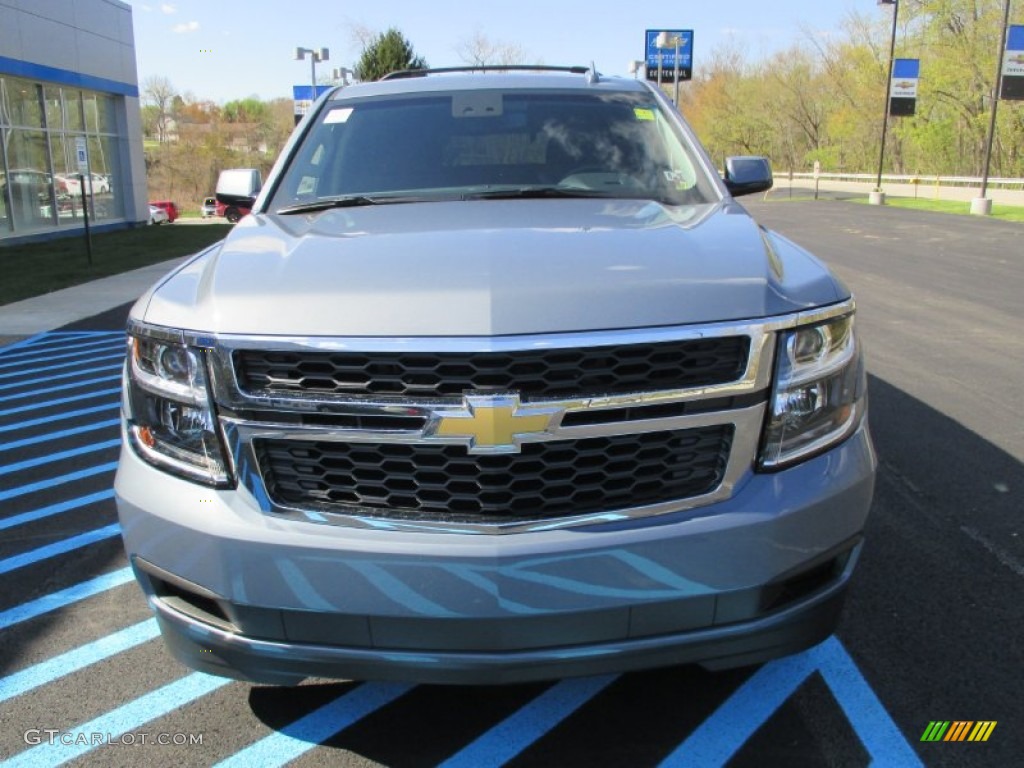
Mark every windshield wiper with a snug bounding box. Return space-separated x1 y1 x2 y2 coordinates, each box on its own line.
462 186 614 201
275 195 421 215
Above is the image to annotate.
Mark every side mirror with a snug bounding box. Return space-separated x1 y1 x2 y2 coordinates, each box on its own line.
723 156 773 197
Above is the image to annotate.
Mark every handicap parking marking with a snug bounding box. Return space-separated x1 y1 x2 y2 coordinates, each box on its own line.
0 331 926 765
660 635 922 767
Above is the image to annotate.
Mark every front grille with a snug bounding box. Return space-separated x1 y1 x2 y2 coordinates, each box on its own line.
234 336 750 400
255 426 733 524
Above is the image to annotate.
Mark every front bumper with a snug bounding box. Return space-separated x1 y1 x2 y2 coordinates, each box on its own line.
115 424 875 685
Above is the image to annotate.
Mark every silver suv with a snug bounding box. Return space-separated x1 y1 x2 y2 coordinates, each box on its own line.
115 66 874 685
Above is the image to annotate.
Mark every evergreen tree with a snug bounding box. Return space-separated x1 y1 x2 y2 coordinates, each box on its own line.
354 28 427 82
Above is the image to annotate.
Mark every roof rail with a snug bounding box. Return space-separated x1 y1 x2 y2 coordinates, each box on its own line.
382 65 592 81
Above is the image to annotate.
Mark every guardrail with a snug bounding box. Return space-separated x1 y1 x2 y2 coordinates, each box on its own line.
780 172 1024 190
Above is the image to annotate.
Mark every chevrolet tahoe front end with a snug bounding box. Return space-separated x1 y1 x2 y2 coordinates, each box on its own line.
115 68 875 685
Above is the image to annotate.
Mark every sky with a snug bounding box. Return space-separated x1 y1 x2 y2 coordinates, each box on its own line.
125 0 869 104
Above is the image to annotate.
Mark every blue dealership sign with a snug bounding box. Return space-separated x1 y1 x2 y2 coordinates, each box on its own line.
292 84 334 122
1002 25 1024 100
890 58 920 116
645 30 693 82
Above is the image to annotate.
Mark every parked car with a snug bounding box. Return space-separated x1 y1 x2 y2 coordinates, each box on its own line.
116 66 875 687
201 196 217 218
147 204 169 225
148 200 179 222
1 168 54 207
55 172 109 196
91 173 110 194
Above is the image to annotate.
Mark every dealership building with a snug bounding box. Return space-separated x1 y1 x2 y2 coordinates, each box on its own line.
0 0 148 243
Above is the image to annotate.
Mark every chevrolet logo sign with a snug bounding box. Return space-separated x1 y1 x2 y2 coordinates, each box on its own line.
428 395 562 454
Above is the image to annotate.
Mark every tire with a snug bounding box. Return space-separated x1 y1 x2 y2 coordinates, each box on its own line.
225 207 241 223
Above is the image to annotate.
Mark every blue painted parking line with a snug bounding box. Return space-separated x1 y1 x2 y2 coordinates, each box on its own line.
0 463 116 502
1 672 232 767
0 341 124 369
0 388 121 418
0 374 122 402
0 334 55 356
439 675 618 768
0 488 116 530
659 636 922 767
0 619 159 704
0 419 120 452
0 567 135 630
813 637 923 766
0 363 122 392
0 402 119 433
214 683 414 768
0 439 121 476
0 332 121 358
0 353 124 381
0 523 121 576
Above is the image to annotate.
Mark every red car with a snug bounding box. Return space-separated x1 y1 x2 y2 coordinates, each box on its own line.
148 200 179 223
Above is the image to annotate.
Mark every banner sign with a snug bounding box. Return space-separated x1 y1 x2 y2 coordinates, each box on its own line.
645 30 693 82
292 85 333 123
1001 25 1024 101
890 58 919 116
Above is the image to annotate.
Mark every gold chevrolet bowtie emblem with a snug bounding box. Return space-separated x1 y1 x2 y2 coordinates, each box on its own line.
431 395 561 454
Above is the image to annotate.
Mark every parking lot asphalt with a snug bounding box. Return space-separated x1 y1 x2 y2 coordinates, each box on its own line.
1 199 1021 766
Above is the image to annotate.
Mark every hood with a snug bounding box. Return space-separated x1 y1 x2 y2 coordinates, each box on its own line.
140 199 845 337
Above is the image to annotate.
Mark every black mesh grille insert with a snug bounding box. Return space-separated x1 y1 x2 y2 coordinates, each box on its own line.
234 337 750 400
255 426 733 524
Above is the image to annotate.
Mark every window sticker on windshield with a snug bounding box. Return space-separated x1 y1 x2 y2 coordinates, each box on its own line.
634 107 655 121
664 169 693 189
324 108 354 124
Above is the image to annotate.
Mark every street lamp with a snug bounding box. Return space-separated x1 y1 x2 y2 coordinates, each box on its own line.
656 31 684 105
295 46 330 95
332 67 353 86
872 0 898 205
628 60 644 80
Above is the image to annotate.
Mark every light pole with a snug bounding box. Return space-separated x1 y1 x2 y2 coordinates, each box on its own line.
972 0 1013 216
628 60 644 80
656 31 684 103
872 0 898 205
295 46 330 95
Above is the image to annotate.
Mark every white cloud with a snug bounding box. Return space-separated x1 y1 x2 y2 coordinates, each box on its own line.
172 21 200 33
161 3 177 14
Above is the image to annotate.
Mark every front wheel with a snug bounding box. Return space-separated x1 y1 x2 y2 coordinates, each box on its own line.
225 207 241 223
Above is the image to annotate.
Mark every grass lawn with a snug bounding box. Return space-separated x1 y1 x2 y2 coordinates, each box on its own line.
0 223 231 306
851 196 1024 222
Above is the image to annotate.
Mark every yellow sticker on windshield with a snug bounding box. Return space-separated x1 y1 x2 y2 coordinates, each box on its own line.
634 108 655 121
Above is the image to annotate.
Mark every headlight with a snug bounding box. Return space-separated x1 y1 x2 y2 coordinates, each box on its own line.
124 323 231 486
759 312 865 469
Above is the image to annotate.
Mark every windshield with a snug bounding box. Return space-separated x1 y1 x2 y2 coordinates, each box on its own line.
269 89 719 210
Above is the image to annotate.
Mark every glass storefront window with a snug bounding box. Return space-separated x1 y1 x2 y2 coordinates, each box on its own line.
91 135 122 221
83 92 116 135
6 129 55 230
44 87 84 133
1 75 128 237
3 77 44 129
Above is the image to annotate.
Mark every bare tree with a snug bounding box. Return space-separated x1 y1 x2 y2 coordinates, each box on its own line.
456 30 528 69
142 75 177 143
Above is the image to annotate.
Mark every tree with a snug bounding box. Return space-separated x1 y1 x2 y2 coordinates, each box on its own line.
142 76 177 143
354 28 427 81
456 30 528 68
